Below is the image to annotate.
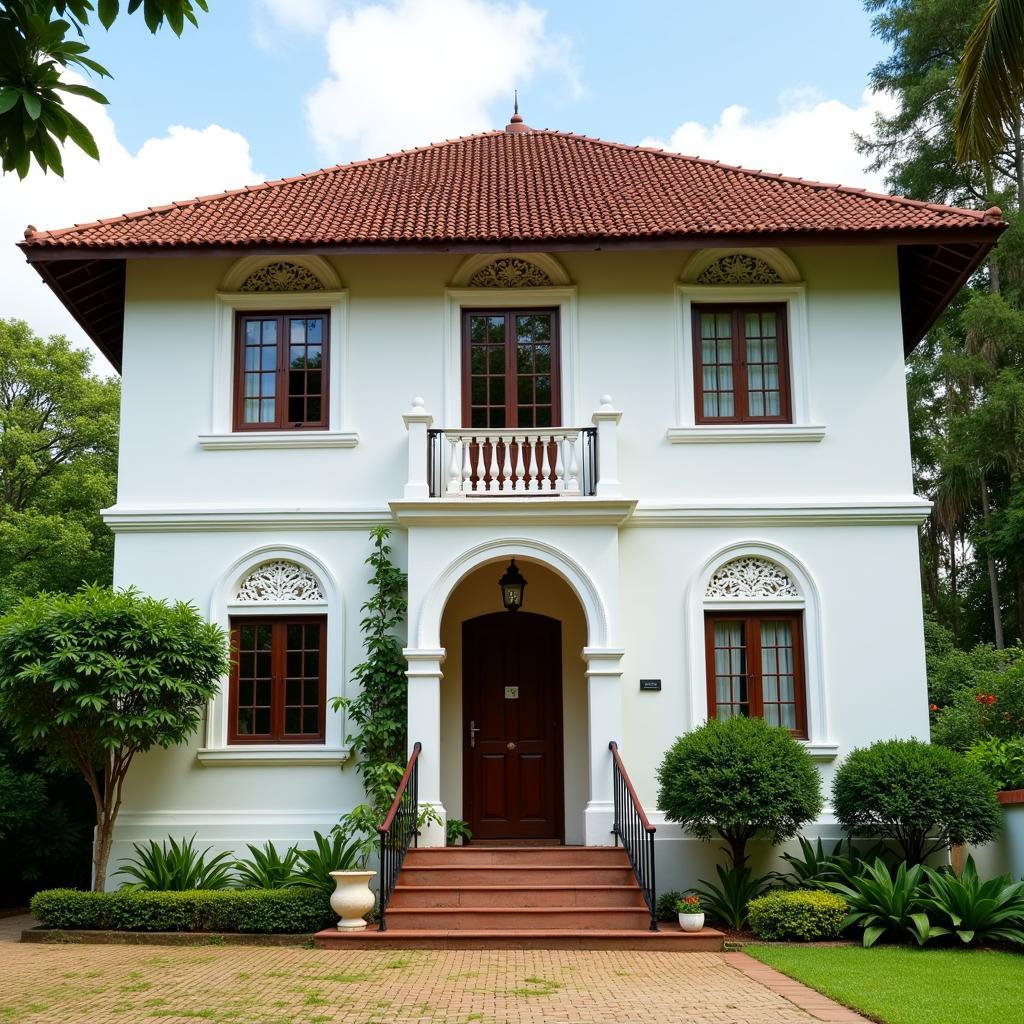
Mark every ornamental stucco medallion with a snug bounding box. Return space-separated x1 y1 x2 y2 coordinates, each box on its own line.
468 258 553 288
705 557 799 598
236 560 325 602
239 262 325 293
695 254 782 285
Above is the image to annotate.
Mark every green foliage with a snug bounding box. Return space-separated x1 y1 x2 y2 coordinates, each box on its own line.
922 856 1024 945
0 584 229 890
30 887 333 933
828 857 943 947
446 819 473 846
694 863 772 930
233 842 301 890
656 889 685 922
115 836 235 891
777 836 874 890
747 889 848 941
966 735 1024 789
656 716 822 870
0 1 209 177
292 831 362 896
831 739 1002 864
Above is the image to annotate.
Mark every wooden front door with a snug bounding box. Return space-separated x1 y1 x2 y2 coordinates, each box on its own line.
462 611 564 842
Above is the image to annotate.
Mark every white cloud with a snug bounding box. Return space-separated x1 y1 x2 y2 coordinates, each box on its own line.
1 87 261 372
260 0 340 31
642 89 898 194
304 0 577 162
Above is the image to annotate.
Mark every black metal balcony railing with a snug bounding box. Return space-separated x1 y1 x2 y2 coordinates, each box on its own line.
377 741 420 932
427 427 597 497
609 740 658 931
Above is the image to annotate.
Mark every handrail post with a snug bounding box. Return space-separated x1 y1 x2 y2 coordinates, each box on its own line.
403 398 433 498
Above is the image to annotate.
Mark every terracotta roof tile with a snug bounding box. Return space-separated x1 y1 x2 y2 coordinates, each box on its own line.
20 129 1002 251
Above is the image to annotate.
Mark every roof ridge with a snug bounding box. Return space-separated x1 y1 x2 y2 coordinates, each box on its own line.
23 126 999 244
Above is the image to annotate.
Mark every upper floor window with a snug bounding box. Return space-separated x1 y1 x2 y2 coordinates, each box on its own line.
704 610 807 737
462 309 560 429
692 304 791 423
234 311 329 430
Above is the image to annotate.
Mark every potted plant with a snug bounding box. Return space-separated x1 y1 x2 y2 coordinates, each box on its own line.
676 893 705 931
446 819 473 847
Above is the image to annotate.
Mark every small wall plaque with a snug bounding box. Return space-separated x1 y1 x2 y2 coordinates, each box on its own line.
504 686 520 700
639 679 661 692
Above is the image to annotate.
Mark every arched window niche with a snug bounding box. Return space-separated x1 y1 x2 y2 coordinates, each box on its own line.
686 542 835 760
199 546 349 765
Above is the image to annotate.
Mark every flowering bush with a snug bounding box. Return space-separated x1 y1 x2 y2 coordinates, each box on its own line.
675 894 703 914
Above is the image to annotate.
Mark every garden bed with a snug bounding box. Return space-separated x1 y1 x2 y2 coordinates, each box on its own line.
21 927 314 946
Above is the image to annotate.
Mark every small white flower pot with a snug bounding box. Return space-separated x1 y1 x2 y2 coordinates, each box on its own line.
678 911 705 932
329 870 376 931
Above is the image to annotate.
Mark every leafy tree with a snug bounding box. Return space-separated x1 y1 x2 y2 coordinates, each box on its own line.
656 716 823 871
0 0 209 177
0 585 229 890
832 738 1001 864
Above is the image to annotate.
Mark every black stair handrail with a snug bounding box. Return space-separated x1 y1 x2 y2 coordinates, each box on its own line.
609 741 658 931
377 741 421 932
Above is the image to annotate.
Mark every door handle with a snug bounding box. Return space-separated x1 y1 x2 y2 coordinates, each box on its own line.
469 719 481 748
506 741 516 750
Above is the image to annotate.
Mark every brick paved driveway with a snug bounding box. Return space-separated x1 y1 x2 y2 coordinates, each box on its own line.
0 920 866 1024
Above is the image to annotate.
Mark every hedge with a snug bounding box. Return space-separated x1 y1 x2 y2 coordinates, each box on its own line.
30 888 334 933
747 889 847 941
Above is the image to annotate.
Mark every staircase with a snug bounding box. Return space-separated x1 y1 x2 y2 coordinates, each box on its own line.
314 846 724 950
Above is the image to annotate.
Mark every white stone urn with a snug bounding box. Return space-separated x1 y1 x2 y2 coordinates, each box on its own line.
329 870 376 931
678 911 705 932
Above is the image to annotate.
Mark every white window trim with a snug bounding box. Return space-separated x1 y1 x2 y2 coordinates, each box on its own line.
685 541 833 758
443 287 580 429
671 283 823 443
207 290 354 448
205 545 348 762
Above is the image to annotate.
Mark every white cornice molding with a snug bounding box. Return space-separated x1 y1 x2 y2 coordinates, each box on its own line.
666 424 825 444
196 746 350 767
198 431 359 450
629 499 932 527
389 497 637 527
102 505 390 533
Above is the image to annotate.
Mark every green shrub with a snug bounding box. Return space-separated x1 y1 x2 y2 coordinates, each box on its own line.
966 737 1024 791
233 842 301 889
293 830 362 895
116 835 235 890
747 889 848 941
30 888 333 933
922 857 1024 946
657 717 822 871
695 864 772 930
777 836 872 890
656 890 685 922
446 819 473 846
832 739 1001 864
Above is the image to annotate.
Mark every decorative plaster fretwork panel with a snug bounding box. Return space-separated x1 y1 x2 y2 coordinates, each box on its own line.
468 257 553 288
239 261 325 293
235 560 325 602
696 254 782 286
705 557 799 598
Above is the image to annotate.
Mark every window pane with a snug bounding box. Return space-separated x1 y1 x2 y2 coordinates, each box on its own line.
284 708 301 734
761 619 797 732
303 708 319 734
697 311 735 419
745 309 783 420
712 620 748 718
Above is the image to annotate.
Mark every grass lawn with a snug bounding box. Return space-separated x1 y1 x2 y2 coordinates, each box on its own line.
746 944 1024 1024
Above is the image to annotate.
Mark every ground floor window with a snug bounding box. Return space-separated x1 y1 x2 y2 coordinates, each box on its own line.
704 610 806 737
229 616 326 743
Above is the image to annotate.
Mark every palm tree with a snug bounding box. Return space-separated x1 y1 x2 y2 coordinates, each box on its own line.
955 0 1024 167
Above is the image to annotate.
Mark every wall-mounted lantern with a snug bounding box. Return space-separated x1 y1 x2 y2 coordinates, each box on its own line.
499 559 527 612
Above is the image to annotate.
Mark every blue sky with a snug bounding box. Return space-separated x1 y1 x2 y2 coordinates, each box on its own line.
4 0 892 367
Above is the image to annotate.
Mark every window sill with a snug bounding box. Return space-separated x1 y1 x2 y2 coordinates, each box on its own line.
666 424 825 444
802 743 839 762
198 431 360 451
196 746 351 767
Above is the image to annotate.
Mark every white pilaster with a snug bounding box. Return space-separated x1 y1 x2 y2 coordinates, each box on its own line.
403 398 433 499
592 395 623 498
582 646 625 845
403 647 447 846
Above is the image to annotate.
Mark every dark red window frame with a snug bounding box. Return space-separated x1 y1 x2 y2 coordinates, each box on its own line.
461 308 561 429
228 616 327 744
704 610 807 738
233 311 330 431
692 303 791 424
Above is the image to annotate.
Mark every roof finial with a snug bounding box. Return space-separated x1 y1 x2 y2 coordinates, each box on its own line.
506 91 528 133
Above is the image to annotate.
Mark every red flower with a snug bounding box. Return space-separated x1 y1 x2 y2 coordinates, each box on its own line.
929 704 939 712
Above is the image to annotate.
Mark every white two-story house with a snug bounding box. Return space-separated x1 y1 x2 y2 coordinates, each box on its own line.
19 112 1003 915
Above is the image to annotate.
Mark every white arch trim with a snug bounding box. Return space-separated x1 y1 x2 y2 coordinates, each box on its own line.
416 537 609 650
450 252 572 287
204 544 346 754
685 540 832 753
220 254 343 292
679 247 802 284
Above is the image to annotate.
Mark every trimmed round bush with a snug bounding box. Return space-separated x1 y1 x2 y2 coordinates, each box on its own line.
831 739 1001 865
747 889 847 941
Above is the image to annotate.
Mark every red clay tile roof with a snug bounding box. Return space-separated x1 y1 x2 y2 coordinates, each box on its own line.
19 128 1004 251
